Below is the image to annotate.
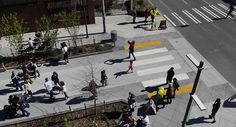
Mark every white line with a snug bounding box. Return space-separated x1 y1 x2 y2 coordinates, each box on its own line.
201 6 220 18
218 3 236 15
137 63 181 76
210 5 232 19
134 55 174 67
184 10 201 23
163 14 177 26
182 10 199 24
171 12 187 26
174 12 189 25
142 73 189 88
135 47 168 57
192 8 213 22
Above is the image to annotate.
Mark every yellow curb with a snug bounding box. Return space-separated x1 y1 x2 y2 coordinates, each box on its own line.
147 84 193 99
124 40 162 50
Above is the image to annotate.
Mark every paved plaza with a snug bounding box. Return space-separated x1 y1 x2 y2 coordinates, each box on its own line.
0 15 236 127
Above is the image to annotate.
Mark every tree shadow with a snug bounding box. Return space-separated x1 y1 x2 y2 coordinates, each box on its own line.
0 109 26 121
0 88 17 95
104 57 129 65
27 95 65 104
186 116 212 125
223 94 236 108
66 95 93 105
117 22 133 25
44 58 65 67
113 70 130 78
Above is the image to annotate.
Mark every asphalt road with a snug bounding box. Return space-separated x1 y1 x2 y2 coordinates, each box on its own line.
150 0 236 89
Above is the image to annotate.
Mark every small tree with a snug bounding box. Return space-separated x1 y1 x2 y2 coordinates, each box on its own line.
36 15 59 49
58 10 80 47
1 13 27 56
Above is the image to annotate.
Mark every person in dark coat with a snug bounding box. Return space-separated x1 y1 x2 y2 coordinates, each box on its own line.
11 71 23 91
173 78 180 98
209 98 221 123
132 7 137 23
128 40 136 61
166 83 173 104
101 70 108 86
166 67 175 84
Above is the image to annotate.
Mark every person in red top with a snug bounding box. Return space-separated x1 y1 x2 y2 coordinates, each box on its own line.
128 40 136 61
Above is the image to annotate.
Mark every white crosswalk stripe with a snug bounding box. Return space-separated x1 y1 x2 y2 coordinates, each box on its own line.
192 8 213 22
132 47 190 88
182 10 201 23
163 14 177 26
134 55 174 67
135 47 168 57
137 63 181 76
209 5 233 19
201 6 221 18
218 3 236 16
171 12 189 26
142 73 189 88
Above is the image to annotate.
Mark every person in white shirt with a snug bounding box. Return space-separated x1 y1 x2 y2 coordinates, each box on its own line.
60 81 69 100
28 38 34 50
61 42 69 64
44 78 54 99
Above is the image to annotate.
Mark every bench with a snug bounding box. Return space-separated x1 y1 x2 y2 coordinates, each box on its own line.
191 94 206 111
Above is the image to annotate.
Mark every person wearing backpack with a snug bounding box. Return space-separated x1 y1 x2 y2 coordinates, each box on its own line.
173 78 180 98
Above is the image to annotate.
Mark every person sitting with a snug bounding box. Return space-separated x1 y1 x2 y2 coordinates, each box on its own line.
118 111 135 127
128 92 136 112
28 38 34 50
136 114 150 127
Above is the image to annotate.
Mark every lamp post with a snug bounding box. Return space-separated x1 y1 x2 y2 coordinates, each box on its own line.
82 0 89 38
182 56 204 127
102 0 106 33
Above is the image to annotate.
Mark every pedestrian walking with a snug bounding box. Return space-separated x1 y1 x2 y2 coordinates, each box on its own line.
209 98 221 123
127 60 134 73
226 4 234 18
32 60 40 78
166 67 175 84
173 78 180 98
150 8 157 24
11 71 23 91
132 7 137 23
44 78 54 99
24 77 33 97
166 83 173 104
60 81 69 100
144 8 150 23
100 70 108 86
18 94 30 117
61 42 69 64
51 71 60 86
128 40 136 61
128 92 136 112
0 55 7 71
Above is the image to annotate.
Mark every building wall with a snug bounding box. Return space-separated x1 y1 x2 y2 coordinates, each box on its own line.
0 0 95 36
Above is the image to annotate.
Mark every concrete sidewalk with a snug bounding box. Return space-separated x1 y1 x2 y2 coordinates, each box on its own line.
0 15 235 127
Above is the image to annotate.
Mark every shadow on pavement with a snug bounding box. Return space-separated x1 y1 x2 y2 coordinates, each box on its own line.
223 94 236 108
5 83 14 88
66 96 93 105
33 89 47 95
144 83 167 92
0 88 17 95
186 116 212 125
27 96 65 104
104 57 130 65
43 59 66 67
212 17 227 20
114 70 130 78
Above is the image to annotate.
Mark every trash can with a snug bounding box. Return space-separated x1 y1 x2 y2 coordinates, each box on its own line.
111 30 117 42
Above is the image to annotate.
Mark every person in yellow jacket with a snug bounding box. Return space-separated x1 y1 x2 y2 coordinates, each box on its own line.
150 8 158 24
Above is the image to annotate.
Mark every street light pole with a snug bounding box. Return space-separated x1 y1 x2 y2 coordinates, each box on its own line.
102 0 106 33
83 0 89 38
182 61 204 127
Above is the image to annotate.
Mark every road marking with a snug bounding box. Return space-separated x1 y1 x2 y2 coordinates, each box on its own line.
202 0 210 5
135 47 168 57
142 73 189 88
192 8 213 22
210 5 233 19
182 10 201 23
171 12 189 26
134 55 174 67
218 3 236 15
163 14 177 26
181 0 188 5
201 6 220 18
124 40 161 50
147 84 193 98
137 63 181 76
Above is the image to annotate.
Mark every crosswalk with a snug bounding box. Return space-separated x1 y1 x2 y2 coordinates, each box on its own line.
126 43 193 95
164 3 236 27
